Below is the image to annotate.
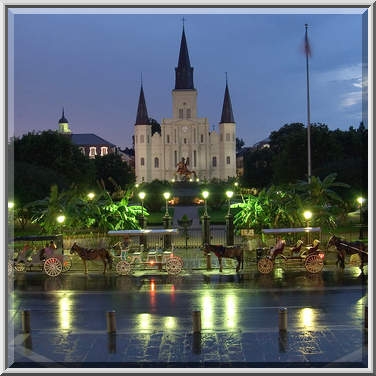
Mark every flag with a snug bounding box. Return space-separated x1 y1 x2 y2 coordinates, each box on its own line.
304 25 312 57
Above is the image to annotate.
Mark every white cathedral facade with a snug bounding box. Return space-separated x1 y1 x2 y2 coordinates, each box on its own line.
134 27 237 183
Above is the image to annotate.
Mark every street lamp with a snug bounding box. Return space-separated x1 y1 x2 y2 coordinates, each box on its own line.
163 192 172 248
225 190 234 246
163 192 171 217
201 190 210 245
56 214 65 235
357 196 365 239
139 191 146 218
138 191 146 247
202 190 209 217
303 210 312 244
87 192 95 200
226 190 234 215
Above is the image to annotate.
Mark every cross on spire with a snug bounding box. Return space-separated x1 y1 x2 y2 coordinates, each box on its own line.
182 17 186 28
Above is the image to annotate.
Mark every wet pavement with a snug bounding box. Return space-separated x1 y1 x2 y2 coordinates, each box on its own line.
6 258 370 371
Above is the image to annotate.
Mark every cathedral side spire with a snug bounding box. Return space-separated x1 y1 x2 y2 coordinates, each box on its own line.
175 25 194 90
135 83 150 125
220 78 235 123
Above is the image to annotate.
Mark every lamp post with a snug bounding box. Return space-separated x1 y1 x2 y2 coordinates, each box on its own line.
163 192 172 248
138 191 146 247
201 190 210 245
303 210 312 244
56 214 65 235
357 196 365 240
225 190 234 246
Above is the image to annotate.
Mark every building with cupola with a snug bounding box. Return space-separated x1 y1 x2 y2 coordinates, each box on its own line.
57 108 117 159
134 26 237 183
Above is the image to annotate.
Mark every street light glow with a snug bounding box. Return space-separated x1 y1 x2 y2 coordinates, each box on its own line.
8 201 14 209
56 215 65 224
303 210 312 220
163 192 171 200
87 192 95 200
357 196 365 205
202 191 209 199
138 191 146 200
226 190 234 199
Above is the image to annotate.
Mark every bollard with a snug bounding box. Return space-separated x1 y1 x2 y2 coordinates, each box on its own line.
192 310 201 333
278 331 288 353
206 253 211 271
278 307 288 331
22 310 31 333
106 311 116 333
108 333 116 353
365 305 368 330
192 332 202 354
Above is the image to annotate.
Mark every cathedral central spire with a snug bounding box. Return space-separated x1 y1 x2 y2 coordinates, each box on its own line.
175 26 194 90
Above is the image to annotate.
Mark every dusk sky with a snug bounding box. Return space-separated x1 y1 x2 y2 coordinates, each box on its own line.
8 6 368 149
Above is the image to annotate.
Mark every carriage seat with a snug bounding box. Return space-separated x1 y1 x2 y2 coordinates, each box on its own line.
300 239 320 257
269 239 286 259
162 250 172 263
146 250 158 263
291 240 304 255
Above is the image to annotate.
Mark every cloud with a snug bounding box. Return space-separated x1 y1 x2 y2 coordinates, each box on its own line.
340 91 362 108
315 63 365 109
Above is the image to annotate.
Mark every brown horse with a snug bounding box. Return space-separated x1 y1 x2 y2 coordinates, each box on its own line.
70 242 113 274
327 235 367 270
202 243 244 273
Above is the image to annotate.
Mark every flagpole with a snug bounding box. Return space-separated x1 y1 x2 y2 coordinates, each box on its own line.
305 23 312 184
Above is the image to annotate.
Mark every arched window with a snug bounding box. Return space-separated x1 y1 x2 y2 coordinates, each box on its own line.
167 134 170 143
154 157 159 168
89 147 97 158
186 109 191 119
179 109 184 119
226 156 231 164
140 157 145 166
200 134 204 143
101 147 108 156
140 135 145 143
212 156 217 167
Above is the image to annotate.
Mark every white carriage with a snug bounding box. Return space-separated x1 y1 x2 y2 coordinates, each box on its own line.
10 234 72 277
108 229 183 276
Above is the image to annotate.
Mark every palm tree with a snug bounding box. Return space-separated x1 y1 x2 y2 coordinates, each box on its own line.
294 173 350 229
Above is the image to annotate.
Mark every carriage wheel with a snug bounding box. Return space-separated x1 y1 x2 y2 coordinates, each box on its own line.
43 257 63 277
257 257 274 274
274 255 286 268
173 255 184 268
62 256 72 272
115 260 132 275
349 254 362 267
14 262 26 272
304 254 324 274
165 257 183 275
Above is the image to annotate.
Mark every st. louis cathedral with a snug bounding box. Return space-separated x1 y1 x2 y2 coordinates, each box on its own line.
134 26 237 183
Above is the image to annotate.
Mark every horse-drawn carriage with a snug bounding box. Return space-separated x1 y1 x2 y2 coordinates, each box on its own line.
107 229 184 276
9 234 72 277
327 234 368 270
256 227 325 274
